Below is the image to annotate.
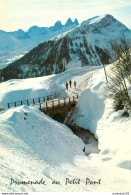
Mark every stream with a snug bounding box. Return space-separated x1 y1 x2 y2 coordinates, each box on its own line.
51 107 100 155
67 125 100 155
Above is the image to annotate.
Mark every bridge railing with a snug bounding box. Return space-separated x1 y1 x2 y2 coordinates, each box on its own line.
39 95 78 110
7 95 53 109
7 94 78 110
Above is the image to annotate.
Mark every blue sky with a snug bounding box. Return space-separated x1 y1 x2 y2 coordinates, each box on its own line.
0 0 131 31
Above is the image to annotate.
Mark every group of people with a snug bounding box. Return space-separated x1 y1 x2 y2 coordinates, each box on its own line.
66 80 76 90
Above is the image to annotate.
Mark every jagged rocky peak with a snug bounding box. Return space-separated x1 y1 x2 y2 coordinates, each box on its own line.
74 18 79 25
65 18 74 26
65 18 79 26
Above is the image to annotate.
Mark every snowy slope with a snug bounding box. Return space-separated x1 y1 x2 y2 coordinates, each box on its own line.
0 64 131 192
0 18 79 69
0 106 85 192
0 66 102 108
1 14 130 81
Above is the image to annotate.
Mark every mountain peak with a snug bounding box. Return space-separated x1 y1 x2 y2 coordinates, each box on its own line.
54 21 62 27
81 14 121 28
28 25 39 33
18 29 24 33
74 18 79 25
65 18 73 26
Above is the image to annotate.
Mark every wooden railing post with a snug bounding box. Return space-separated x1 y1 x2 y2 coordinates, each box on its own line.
46 102 48 109
40 103 41 110
58 100 60 106
27 100 29 106
69 97 70 103
52 100 54 108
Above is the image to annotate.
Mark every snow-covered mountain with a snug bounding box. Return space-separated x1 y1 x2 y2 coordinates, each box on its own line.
0 18 79 69
1 14 131 81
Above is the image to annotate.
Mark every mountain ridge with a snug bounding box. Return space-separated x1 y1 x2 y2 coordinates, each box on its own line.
0 18 79 69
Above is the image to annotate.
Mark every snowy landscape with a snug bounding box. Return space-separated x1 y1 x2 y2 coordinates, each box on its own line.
0 13 131 192
0 64 131 192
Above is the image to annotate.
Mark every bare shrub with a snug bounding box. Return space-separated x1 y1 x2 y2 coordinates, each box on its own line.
106 39 131 114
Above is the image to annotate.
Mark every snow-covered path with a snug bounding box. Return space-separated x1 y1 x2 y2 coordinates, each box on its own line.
63 69 98 99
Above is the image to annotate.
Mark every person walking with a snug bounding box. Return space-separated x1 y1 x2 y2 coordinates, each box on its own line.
66 82 68 90
69 80 72 88
74 80 76 89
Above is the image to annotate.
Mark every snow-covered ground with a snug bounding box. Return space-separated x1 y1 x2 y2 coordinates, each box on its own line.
0 66 101 109
0 65 131 192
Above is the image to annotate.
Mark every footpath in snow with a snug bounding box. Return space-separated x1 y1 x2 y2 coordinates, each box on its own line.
0 65 131 192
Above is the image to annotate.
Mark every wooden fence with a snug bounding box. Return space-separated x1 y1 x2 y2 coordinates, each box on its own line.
7 95 79 111
7 95 53 109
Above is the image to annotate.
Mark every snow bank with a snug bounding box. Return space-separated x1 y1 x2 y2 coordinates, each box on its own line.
0 75 66 108
73 68 106 138
0 106 84 165
0 106 84 191
70 65 131 190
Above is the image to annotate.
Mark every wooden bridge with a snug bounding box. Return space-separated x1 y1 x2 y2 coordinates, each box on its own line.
40 95 78 122
7 95 78 121
39 95 78 110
